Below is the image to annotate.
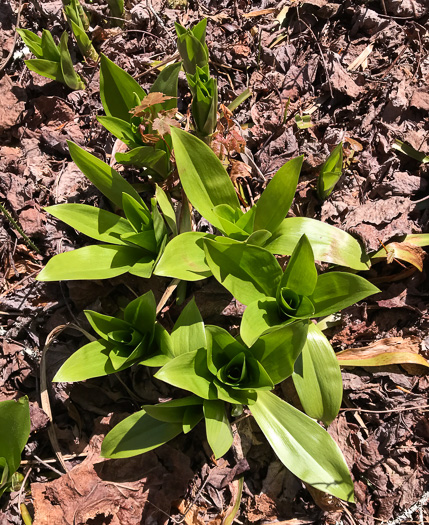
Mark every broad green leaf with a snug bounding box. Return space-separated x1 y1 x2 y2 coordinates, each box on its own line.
85 311 129 340
0 397 30 476
101 410 182 459
240 298 283 347
280 234 317 296
293 324 342 425
204 239 282 306
264 217 369 270
143 396 203 423
317 143 343 200
69 19 98 61
116 147 169 179
250 391 354 502
17 29 43 58
171 127 240 229
121 192 150 231
311 272 380 317
129 256 156 278
45 204 134 245
155 185 177 236
68 141 143 209
124 290 156 329
155 349 217 400
36 244 143 281
97 116 141 149
154 231 213 281
203 399 233 459
149 62 181 112
151 197 167 246
25 59 64 83
392 139 429 164
59 32 85 90
121 231 157 252
254 156 303 234
246 230 272 247
53 340 122 381
171 298 206 357
41 30 60 61
99 54 146 122
251 321 308 384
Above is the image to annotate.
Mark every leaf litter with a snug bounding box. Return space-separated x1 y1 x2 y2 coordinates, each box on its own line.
1 0 429 523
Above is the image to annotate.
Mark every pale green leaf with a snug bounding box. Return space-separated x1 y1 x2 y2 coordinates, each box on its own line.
250 391 354 501
203 399 233 459
171 298 206 357
280 234 317 296
0 397 30 476
59 32 85 90
155 185 177 236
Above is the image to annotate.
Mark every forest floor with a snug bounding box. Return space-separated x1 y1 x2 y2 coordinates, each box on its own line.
0 0 429 523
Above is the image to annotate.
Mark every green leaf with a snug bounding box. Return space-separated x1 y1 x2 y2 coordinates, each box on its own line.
240 297 284 347
24 59 64 83
171 298 206 357
171 127 240 229
68 141 143 209
101 410 183 459
203 399 233 459
280 234 317 296
41 30 60 61
53 340 121 381
155 185 177 236
311 272 380 317
0 397 30 477
204 239 282 306
84 310 129 340
392 139 429 164
264 217 369 270
254 156 303 234
59 32 85 90
121 192 150 231
36 244 143 281
293 324 342 425
143 396 203 423
154 231 213 281
129 256 156 278
251 321 308 384
317 143 343 200
155 349 217 400
124 290 156 330
97 116 141 149
149 62 181 111
45 204 134 245
99 54 146 122
69 19 98 61
116 147 169 179
250 391 354 502
17 28 43 58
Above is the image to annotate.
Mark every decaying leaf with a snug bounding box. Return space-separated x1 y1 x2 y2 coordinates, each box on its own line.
337 337 429 368
131 92 176 117
230 160 252 182
372 241 426 271
152 109 180 136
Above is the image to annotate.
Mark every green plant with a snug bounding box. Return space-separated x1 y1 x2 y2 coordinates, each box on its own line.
154 128 369 282
317 142 343 200
0 397 31 497
17 29 85 90
54 291 173 381
63 0 98 61
175 19 218 141
97 54 181 176
106 0 125 26
36 142 175 281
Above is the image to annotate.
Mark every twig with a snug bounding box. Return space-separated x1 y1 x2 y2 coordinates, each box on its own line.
0 0 24 74
18 466 32 524
382 491 429 525
156 278 180 315
0 202 40 254
134 52 180 80
32 455 64 476
0 270 40 298
340 403 429 414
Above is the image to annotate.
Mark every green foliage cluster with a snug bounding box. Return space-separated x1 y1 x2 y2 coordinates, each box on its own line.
27 19 381 504
62 0 98 61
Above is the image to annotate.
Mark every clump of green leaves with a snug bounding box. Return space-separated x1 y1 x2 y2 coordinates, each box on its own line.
0 397 30 497
97 54 181 176
54 291 173 381
17 29 85 90
175 19 218 141
63 0 98 61
36 142 176 281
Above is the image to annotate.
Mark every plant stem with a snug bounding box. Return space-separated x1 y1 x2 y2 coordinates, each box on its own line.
0 202 40 254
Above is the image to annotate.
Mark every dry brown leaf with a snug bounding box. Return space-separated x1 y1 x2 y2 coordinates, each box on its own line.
383 241 425 271
152 114 180 136
337 336 429 368
131 92 176 117
230 160 252 182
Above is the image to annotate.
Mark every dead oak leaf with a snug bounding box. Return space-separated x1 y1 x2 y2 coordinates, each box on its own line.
152 113 180 137
131 92 176 117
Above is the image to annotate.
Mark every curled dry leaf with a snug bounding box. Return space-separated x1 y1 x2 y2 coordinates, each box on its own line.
131 92 176 117
337 336 429 368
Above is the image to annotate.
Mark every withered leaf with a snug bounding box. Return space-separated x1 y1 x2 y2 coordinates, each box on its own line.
131 92 176 117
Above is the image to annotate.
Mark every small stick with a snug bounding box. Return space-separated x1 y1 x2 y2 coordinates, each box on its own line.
0 0 24 73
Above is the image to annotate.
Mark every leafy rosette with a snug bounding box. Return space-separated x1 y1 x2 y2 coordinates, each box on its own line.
202 234 380 347
53 291 173 382
37 141 177 282
155 322 308 405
